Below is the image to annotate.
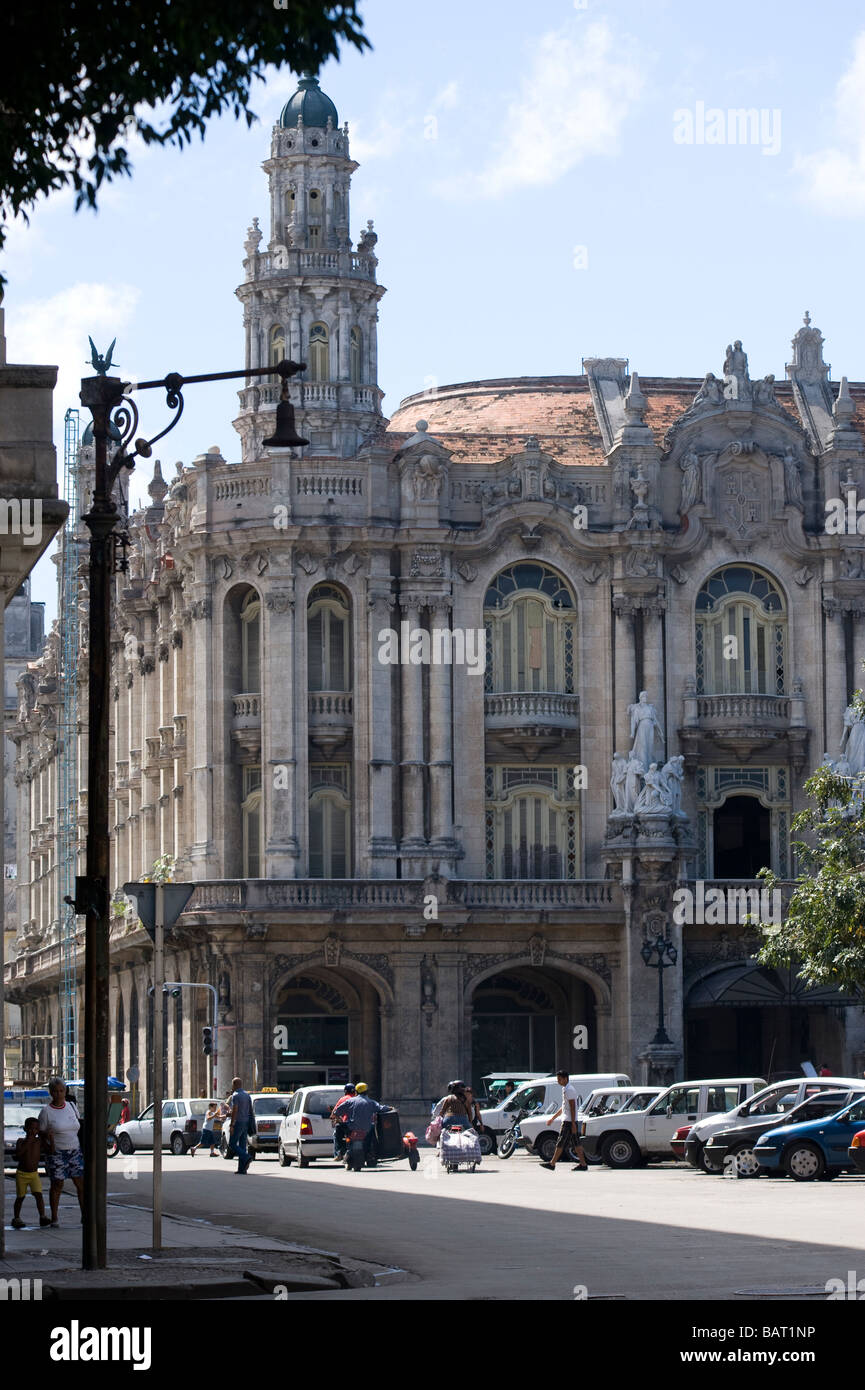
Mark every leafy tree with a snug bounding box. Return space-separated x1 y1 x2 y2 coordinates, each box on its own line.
0 0 369 277
759 691 865 995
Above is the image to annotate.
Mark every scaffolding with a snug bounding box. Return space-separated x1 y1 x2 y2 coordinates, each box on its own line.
57 407 81 1081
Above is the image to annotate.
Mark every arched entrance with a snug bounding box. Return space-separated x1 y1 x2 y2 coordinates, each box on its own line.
272 967 383 1093
686 962 853 1077
713 795 770 877
469 965 598 1091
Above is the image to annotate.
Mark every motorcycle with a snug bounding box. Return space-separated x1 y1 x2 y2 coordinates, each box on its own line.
345 1108 419 1172
499 1107 530 1159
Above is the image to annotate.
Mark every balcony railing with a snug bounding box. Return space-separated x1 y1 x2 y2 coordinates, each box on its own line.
694 694 791 723
308 692 353 718
232 693 261 721
181 877 618 914
484 692 580 724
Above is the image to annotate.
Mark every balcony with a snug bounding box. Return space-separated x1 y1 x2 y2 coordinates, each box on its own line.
484 691 580 762
308 691 353 755
231 692 261 759
679 680 808 769
180 877 620 921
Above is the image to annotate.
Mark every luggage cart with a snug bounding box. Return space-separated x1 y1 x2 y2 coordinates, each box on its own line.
440 1123 481 1172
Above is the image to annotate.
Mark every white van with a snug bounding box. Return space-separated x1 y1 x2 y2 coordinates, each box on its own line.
519 1086 663 1163
581 1076 766 1168
477 1072 631 1155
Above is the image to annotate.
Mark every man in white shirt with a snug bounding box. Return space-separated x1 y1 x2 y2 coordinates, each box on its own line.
541 1069 589 1171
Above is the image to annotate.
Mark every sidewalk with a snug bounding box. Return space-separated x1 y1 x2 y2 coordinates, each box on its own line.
1 1182 405 1300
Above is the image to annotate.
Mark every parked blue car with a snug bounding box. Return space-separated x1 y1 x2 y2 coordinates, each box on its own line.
754 1094 865 1181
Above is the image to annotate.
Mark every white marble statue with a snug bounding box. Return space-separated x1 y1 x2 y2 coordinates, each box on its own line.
840 704 865 776
624 756 644 813
659 755 685 816
610 752 628 815
634 762 667 813
628 690 664 769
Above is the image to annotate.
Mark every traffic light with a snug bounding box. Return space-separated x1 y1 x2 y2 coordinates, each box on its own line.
202 1026 213 1056
163 985 181 998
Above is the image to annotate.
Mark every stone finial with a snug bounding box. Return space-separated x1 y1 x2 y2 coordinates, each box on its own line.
415 420 428 433
834 375 856 425
244 217 262 259
624 370 647 423
147 459 168 504
787 311 829 382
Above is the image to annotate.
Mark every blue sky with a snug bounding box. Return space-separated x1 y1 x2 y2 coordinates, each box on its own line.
5 0 865 620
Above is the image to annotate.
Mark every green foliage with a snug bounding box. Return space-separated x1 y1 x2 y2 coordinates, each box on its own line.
144 854 176 884
0 0 369 275
758 761 865 995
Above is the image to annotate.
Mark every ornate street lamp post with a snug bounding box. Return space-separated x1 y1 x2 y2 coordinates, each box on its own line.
641 933 678 1046
76 352 306 1269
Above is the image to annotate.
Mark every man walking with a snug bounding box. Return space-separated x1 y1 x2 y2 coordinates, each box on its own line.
228 1076 253 1174
541 1068 588 1171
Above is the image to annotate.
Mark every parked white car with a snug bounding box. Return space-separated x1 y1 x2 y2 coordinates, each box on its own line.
580 1077 767 1168
477 1073 631 1155
114 1097 217 1156
682 1075 865 1172
519 1086 663 1162
278 1084 345 1167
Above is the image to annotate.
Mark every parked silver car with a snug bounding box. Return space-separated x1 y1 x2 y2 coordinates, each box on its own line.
113 1097 216 1155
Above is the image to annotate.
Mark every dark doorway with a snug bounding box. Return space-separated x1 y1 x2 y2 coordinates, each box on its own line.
713 795 770 877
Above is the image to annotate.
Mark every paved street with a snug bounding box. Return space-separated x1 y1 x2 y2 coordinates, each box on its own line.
95 1149 865 1300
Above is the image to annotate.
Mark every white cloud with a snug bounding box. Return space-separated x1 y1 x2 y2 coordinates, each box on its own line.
442 20 644 199
433 81 459 112
5 281 141 440
796 32 865 215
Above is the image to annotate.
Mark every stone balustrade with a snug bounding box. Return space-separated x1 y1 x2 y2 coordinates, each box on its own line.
181 877 618 914
695 693 790 723
484 691 580 725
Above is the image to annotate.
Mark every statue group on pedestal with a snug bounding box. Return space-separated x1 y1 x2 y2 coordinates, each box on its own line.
821 702 865 811
610 691 686 818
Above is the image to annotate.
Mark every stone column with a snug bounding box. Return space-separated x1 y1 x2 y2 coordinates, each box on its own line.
337 295 351 381
399 597 426 851
614 599 637 757
642 601 667 757
188 595 216 874
825 603 847 757
428 597 454 851
263 584 299 876
368 588 397 874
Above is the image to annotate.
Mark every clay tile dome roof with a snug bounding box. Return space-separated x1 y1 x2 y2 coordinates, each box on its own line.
279 73 339 130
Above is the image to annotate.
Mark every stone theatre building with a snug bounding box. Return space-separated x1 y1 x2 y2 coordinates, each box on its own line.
8 75 865 1112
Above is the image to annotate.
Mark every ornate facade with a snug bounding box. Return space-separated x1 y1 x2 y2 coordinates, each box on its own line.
7 78 865 1114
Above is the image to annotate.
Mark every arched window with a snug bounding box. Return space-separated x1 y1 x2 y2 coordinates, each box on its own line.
307 188 322 245
307 584 350 692
695 566 786 695
269 325 285 366
309 322 329 381
242 766 262 877
309 786 350 878
240 590 261 693
485 766 578 880
284 187 296 218
484 564 575 695
350 326 362 385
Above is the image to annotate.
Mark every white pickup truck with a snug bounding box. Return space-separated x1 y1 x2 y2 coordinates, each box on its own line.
580 1076 766 1168
519 1086 663 1163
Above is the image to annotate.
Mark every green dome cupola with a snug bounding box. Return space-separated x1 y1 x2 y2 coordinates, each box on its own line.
279 73 339 130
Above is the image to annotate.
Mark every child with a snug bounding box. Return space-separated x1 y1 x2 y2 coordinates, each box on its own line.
12 1117 51 1228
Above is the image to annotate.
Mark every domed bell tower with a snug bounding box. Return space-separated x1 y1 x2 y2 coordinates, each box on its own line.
234 74 386 462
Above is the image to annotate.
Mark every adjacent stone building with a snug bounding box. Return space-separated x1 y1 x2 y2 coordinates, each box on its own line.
7 77 865 1115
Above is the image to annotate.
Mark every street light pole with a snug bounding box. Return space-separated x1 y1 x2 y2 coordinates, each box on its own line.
641 933 678 1046
76 355 305 1270
152 883 164 1251
79 372 125 1271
